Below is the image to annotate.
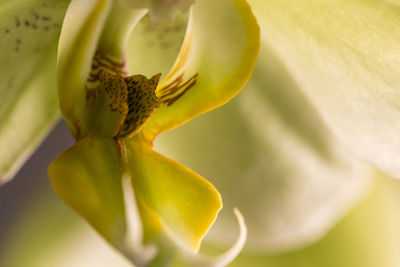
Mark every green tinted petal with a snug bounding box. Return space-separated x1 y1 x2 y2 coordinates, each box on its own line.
124 137 222 251
142 0 260 141
57 0 113 137
48 138 126 248
97 4 147 59
248 0 400 178
126 13 188 78
119 0 193 23
0 0 69 184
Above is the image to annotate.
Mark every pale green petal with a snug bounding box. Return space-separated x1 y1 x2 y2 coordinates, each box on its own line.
0 0 69 184
156 41 372 251
230 173 400 267
124 137 222 251
248 0 400 178
142 0 260 141
57 0 113 137
126 13 188 78
48 138 126 248
119 0 193 23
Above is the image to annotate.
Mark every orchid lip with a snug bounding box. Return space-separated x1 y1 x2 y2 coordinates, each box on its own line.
81 50 200 140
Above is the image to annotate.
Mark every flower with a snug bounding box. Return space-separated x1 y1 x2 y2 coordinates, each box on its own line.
1 0 399 265
1 0 259 265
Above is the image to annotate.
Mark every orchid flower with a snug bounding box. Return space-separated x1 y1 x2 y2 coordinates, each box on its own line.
2 0 259 265
2 0 400 265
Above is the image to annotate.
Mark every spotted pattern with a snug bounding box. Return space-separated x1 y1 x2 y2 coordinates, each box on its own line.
119 73 161 138
98 70 128 115
86 66 161 138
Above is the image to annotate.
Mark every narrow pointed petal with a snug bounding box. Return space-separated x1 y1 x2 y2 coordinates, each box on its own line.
0 0 69 184
124 137 222 251
248 0 400 178
142 0 260 141
48 138 127 248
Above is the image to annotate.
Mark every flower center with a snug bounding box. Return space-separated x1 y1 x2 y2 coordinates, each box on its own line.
82 53 161 139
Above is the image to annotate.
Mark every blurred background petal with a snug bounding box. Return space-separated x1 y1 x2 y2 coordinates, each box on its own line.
0 0 69 183
248 0 400 178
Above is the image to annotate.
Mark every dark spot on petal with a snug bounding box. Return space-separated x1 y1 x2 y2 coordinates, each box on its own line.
44 26 49 31
16 39 21 44
25 20 30 26
32 24 38 29
5 29 10 33
42 16 51 21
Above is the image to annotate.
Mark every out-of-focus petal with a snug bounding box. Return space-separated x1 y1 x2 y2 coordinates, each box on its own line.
249 0 400 178
0 0 69 184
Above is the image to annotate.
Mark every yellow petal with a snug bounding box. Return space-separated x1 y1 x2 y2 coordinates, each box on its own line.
124 137 222 251
48 138 126 248
142 0 260 141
